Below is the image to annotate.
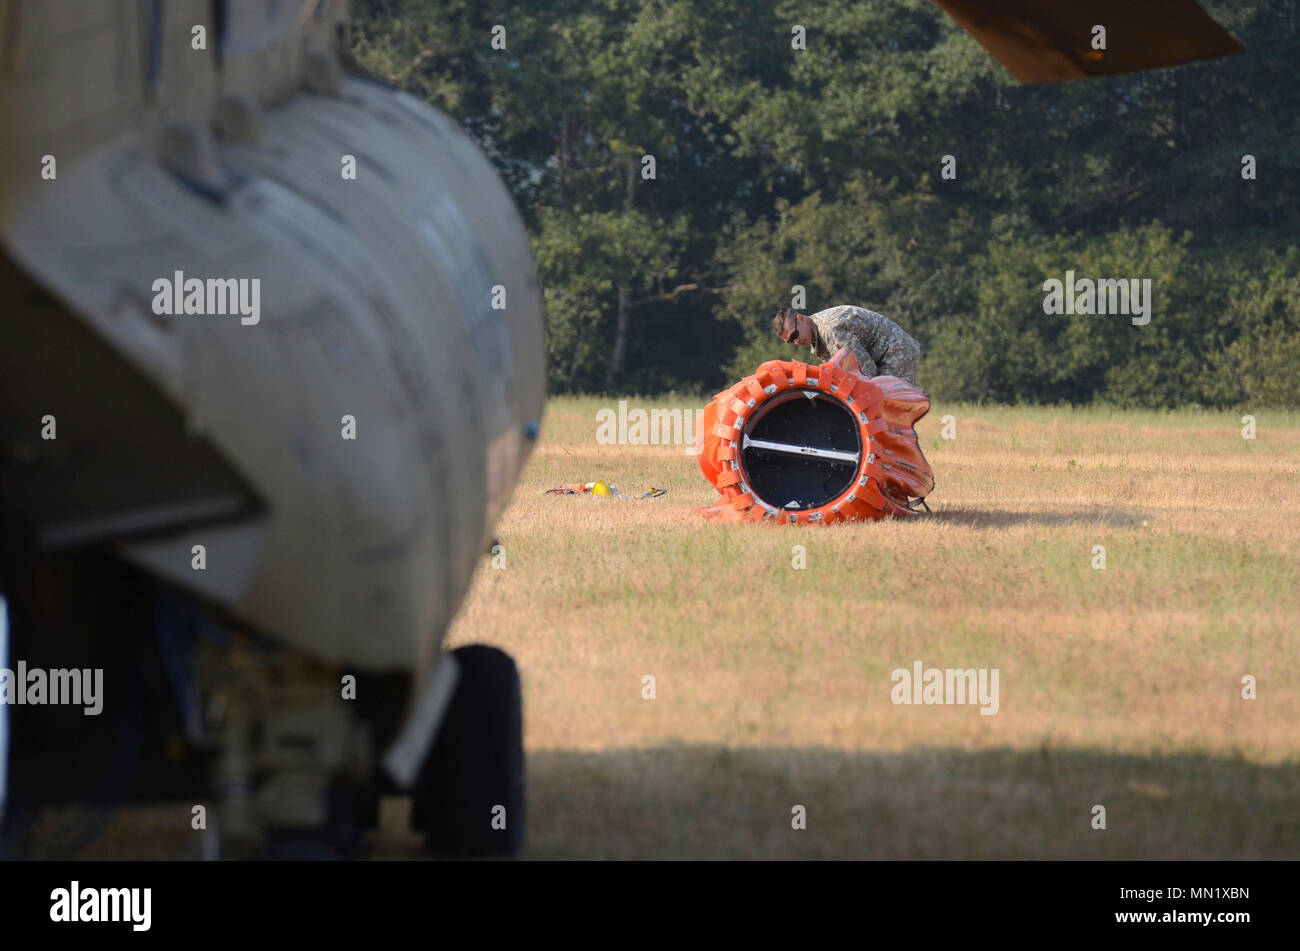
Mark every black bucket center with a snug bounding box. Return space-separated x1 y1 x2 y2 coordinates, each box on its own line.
739 389 862 512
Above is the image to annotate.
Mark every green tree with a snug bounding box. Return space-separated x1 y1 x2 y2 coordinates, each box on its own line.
352 0 1300 407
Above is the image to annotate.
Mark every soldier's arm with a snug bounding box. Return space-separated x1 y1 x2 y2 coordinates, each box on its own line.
876 330 920 382
850 309 919 383
820 318 879 374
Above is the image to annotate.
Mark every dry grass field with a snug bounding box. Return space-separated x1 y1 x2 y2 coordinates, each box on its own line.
23 396 1299 861
447 395 1300 859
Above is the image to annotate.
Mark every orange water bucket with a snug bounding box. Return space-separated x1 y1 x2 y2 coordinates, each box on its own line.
693 359 934 524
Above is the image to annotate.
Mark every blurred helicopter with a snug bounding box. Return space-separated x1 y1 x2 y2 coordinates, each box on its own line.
0 0 543 858
0 0 1242 859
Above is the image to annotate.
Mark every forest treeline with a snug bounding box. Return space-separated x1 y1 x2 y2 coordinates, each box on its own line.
351 0 1299 406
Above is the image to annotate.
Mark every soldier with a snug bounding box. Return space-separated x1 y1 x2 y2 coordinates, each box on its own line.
774 305 920 385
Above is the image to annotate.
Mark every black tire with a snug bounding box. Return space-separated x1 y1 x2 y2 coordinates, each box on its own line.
415 645 524 857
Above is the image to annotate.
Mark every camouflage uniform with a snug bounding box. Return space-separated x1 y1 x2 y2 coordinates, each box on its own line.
807 305 920 385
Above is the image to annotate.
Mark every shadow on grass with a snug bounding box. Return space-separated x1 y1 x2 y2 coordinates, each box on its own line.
525 744 1300 859
15 744 1296 859
932 507 1147 530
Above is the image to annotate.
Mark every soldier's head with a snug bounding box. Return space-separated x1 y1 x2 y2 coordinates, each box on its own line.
773 308 813 347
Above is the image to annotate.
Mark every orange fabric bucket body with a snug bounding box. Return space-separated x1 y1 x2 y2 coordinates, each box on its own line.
693 359 934 524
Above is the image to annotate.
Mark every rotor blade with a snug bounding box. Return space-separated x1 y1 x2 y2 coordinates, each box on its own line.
742 433 861 465
932 0 1246 83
